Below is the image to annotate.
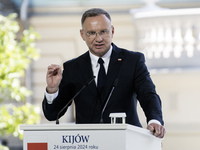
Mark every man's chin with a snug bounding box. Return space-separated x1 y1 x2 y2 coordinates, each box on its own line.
94 51 106 57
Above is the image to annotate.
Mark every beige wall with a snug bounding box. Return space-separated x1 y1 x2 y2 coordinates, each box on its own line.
28 5 200 150
150 71 200 150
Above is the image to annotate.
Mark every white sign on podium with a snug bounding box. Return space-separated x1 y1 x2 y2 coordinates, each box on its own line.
20 124 162 150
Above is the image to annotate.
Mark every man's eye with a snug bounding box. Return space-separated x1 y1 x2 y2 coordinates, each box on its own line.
89 31 96 35
100 30 106 34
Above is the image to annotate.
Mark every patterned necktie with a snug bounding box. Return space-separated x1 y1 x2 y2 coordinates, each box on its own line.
97 58 106 96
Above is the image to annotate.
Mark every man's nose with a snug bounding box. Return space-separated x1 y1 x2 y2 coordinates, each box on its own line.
95 32 103 41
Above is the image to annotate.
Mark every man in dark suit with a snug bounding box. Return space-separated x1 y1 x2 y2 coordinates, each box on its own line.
42 8 165 138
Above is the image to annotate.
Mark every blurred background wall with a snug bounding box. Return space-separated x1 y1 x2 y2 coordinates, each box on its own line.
1 0 200 149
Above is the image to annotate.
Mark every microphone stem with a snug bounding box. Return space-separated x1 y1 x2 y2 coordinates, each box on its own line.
56 76 95 124
56 84 86 124
100 86 115 123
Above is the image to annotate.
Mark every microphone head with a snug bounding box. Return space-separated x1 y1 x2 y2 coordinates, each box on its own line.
86 76 95 85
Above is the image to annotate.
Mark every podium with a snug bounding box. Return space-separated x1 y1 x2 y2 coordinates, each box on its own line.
20 124 162 150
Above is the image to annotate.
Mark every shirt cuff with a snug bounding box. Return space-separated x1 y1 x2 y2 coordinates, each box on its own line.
45 89 59 104
148 119 162 126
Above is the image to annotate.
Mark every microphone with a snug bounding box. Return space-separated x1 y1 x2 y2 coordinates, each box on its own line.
100 78 118 123
56 76 95 124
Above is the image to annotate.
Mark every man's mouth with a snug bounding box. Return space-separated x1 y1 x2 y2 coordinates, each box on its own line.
95 44 104 49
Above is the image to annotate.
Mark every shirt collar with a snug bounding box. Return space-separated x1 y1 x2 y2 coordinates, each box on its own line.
89 45 112 67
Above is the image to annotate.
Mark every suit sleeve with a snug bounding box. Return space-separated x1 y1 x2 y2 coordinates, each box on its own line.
42 62 75 121
42 95 62 121
134 53 164 125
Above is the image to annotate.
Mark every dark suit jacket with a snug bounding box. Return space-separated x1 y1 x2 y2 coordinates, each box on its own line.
42 43 164 127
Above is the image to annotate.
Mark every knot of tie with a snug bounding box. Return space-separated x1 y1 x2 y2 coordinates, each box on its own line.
97 58 106 97
98 57 104 65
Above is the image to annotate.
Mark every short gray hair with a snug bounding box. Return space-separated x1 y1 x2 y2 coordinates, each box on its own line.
81 8 111 26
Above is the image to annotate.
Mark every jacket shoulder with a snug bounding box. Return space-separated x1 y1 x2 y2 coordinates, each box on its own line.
112 43 144 57
63 51 89 66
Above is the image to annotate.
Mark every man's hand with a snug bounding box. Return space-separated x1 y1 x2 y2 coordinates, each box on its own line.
46 64 62 94
147 123 166 138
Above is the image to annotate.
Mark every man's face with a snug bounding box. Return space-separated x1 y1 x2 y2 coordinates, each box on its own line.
80 14 114 57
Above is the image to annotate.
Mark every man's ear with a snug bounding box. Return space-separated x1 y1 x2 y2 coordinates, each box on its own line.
111 26 114 38
80 29 86 41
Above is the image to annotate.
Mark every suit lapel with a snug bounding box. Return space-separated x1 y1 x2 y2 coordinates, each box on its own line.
78 52 98 97
101 44 124 104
